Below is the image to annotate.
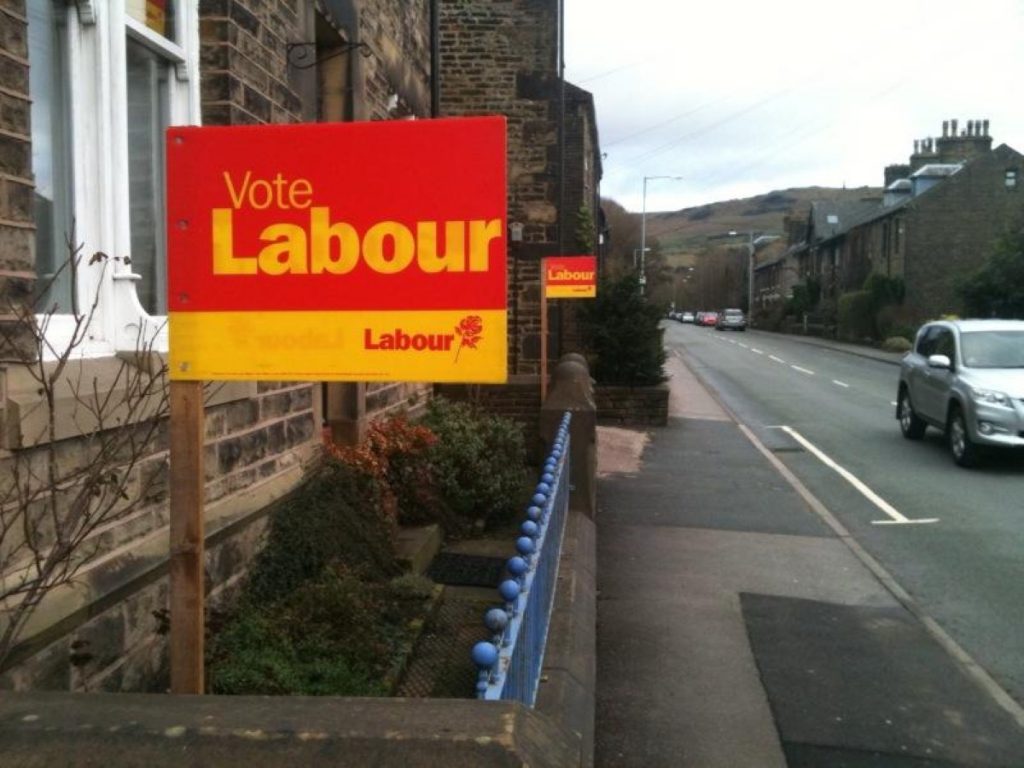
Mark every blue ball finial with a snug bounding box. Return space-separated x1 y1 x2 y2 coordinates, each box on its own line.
507 556 528 576
516 536 535 556
521 520 539 538
472 641 499 668
499 579 521 601
484 608 509 632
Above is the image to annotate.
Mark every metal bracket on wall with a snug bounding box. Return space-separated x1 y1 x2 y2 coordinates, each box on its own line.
75 0 97 24
286 41 370 70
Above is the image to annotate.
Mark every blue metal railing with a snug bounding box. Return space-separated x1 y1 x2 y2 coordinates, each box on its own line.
471 412 572 706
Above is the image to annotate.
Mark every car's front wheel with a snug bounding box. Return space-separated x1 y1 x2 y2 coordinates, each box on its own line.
948 404 979 468
897 387 926 439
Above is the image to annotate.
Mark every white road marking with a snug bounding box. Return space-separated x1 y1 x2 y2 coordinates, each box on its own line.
751 348 764 355
778 426 938 525
791 365 815 375
738 343 749 349
832 380 850 388
769 355 786 364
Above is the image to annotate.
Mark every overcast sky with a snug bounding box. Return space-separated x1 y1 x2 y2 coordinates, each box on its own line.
564 0 1024 213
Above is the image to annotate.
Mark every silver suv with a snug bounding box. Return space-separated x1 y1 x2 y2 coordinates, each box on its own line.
897 319 1024 466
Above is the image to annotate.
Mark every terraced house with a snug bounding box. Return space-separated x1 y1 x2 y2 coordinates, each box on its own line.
0 0 601 691
756 119 1024 323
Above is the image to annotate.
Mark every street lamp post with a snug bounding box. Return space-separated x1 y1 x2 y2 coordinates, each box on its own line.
728 230 755 320
640 175 683 295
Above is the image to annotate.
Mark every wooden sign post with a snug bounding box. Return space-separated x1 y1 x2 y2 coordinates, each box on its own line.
168 380 205 694
540 268 549 401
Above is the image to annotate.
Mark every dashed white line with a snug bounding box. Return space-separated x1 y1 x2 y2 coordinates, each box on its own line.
769 355 786 364
778 426 938 525
832 380 850 388
738 343 749 349
751 348 764 355
791 365 815 375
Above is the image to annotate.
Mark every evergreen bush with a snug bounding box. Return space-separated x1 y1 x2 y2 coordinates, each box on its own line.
576 274 666 386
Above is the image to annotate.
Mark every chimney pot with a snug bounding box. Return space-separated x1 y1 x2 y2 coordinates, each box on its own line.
914 140 920 154
951 119 958 136
942 120 949 137
983 119 990 137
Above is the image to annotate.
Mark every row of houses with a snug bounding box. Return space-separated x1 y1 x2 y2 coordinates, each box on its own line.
0 0 602 690
754 118 1024 324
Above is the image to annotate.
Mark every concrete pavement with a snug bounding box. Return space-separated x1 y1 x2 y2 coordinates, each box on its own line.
594 350 1024 767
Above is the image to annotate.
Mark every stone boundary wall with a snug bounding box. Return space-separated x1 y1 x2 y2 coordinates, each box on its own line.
595 384 669 427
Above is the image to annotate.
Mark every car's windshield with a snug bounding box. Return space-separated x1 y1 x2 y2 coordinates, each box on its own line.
960 330 1024 368
724 310 743 317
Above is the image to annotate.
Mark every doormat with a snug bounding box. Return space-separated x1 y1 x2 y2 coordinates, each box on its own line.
427 553 505 588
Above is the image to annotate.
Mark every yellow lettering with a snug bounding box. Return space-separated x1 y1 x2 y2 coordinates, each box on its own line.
258 223 308 275
469 219 501 271
417 221 466 273
289 178 313 209
222 171 251 209
363 221 415 274
310 207 359 274
212 208 257 274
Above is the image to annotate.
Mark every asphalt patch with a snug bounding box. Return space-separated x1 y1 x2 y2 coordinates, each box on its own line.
741 594 1024 767
427 553 505 588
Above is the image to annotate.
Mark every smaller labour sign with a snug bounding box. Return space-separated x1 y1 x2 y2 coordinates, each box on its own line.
167 117 507 383
545 256 596 299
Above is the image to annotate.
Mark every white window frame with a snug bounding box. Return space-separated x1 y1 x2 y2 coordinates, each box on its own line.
39 0 200 360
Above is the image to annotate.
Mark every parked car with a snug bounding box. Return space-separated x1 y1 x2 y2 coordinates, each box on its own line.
716 308 747 331
897 319 1024 467
700 312 719 327
681 311 695 324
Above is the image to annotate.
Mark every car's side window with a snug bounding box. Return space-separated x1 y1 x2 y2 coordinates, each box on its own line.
934 329 956 360
916 326 939 356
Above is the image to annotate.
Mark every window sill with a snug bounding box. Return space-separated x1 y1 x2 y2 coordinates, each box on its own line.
2 357 255 450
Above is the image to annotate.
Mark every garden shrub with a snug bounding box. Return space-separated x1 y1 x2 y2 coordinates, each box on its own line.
882 336 913 353
419 397 527 531
576 273 666 386
328 416 442 529
209 565 424 697
243 458 400 606
837 290 875 341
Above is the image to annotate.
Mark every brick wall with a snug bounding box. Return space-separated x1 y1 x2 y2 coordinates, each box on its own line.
0 0 33 361
199 0 305 125
439 0 561 375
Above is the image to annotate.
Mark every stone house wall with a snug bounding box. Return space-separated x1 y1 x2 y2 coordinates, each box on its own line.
438 0 561 375
0 0 432 692
901 144 1024 320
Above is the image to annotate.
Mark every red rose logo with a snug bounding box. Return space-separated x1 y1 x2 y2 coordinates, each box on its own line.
454 315 483 362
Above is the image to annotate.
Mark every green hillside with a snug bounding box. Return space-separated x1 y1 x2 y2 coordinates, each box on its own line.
640 186 882 266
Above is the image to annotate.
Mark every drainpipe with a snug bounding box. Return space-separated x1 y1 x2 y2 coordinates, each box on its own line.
555 0 566 361
430 0 440 117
